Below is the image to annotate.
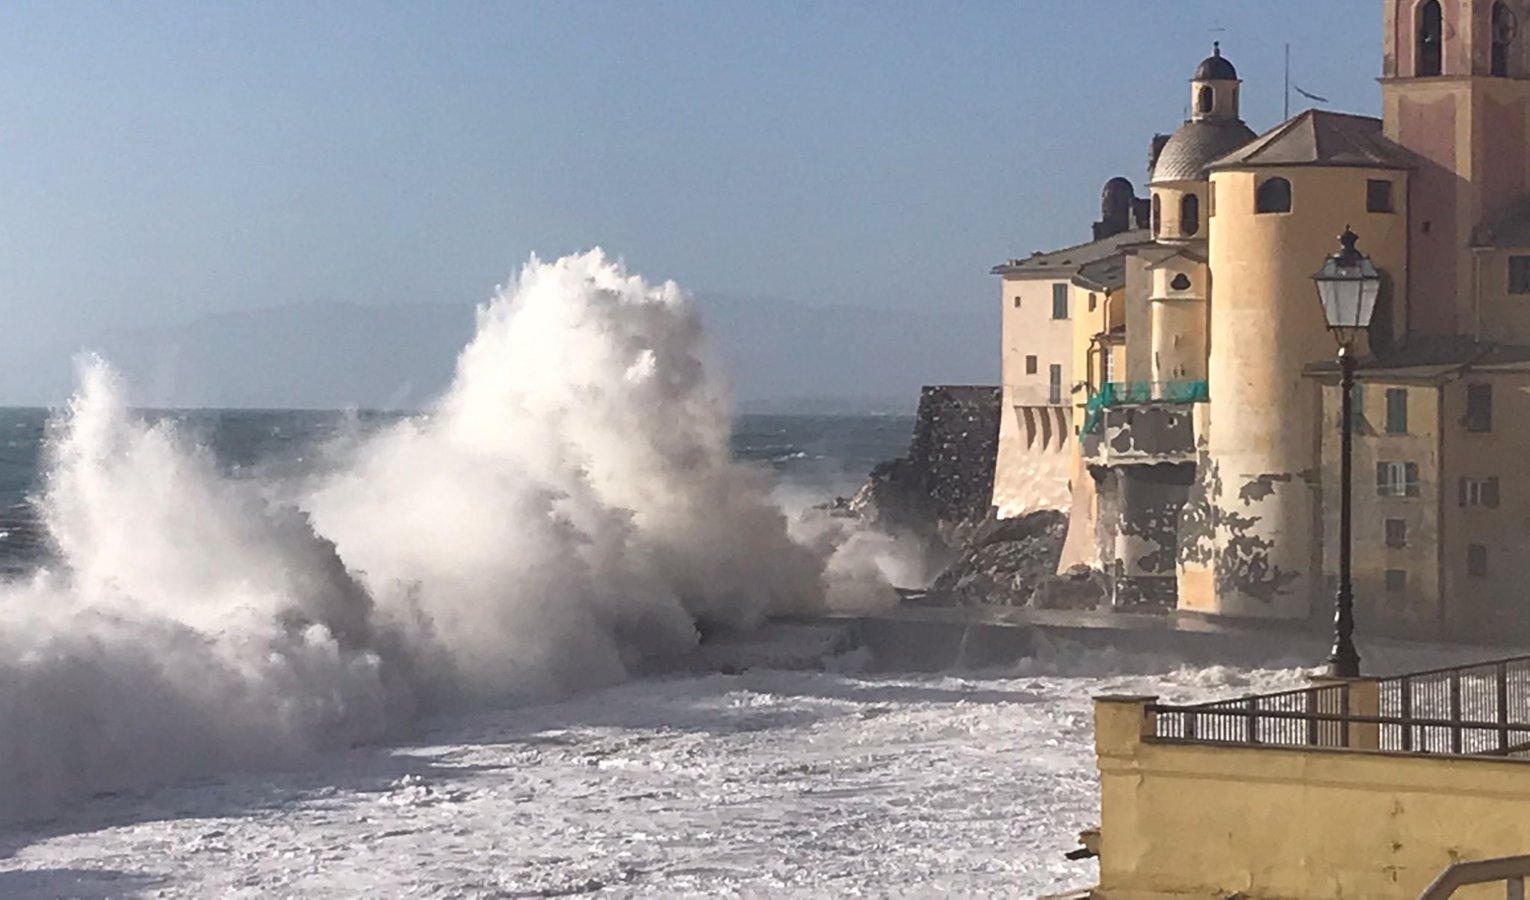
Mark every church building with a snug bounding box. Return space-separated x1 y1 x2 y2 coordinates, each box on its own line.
993 0 1530 643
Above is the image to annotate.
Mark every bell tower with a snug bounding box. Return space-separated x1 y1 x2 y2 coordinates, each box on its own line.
1190 42 1241 123
1382 0 1530 336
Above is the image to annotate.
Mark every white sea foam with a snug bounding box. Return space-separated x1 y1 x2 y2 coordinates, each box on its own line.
0 250 902 821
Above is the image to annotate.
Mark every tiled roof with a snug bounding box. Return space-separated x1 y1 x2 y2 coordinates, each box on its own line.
1304 337 1530 379
1209 109 1415 171
1150 119 1258 184
991 229 1149 285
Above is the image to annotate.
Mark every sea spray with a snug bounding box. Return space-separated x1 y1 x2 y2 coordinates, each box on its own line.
308 250 829 702
0 250 898 820
0 362 404 821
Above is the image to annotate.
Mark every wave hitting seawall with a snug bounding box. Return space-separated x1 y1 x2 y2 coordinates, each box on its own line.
0 250 905 823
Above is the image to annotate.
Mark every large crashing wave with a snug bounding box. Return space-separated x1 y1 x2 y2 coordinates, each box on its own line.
0 250 866 822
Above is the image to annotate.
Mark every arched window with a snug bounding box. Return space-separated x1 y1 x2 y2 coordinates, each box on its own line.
1493 2 1515 77
1197 85 1214 115
1417 0 1443 76
1152 194 1162 236
1181 194 1200 236
1256 177 1293 214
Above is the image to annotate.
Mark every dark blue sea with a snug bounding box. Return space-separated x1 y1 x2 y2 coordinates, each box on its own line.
0 408 911 568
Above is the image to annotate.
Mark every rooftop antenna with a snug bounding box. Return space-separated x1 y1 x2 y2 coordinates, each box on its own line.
1285 43 1292 120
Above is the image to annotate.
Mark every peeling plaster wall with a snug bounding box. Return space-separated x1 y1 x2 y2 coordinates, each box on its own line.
1204 166 1409 620
1094 463 1194 612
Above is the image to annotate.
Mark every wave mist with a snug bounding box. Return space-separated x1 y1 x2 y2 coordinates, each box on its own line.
0 250 878 822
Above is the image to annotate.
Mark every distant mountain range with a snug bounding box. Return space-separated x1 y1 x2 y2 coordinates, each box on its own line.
1 294 997 413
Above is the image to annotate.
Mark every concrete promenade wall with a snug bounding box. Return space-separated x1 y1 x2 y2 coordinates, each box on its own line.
1093 696 1530 899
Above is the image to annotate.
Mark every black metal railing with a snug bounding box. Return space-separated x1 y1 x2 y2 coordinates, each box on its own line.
1148 654 1530 759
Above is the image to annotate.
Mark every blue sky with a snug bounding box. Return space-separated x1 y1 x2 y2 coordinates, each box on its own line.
0 1 1378 353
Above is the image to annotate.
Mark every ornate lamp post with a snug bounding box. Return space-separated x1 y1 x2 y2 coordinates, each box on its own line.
1312 227 1382 678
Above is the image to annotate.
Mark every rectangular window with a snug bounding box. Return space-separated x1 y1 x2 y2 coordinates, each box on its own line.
1049 364 1063 405
1101 347 1114 385
1366 179 1394 213
1376 461 1420 497
1088 292 1098 312
1025 355 1038 375
1051 283 1069 320
1385 388 1408 434
1385 518 1407 548
1466 383 1493 432
1013 295 1022 309
1510 256 1530 294
1468 544 1488 577
1385 569 1407 592
1459 476 1501 508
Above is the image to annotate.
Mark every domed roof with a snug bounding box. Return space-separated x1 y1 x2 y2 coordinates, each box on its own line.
1194 43 1238 81
1151 119 1258 184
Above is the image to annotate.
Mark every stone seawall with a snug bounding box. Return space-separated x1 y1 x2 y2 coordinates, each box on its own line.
905 385 1001 524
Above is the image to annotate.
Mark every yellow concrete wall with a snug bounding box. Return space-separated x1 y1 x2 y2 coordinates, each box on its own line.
1472 246 1530 345
1148 257 1209 383
1438 371 1530 643
1203 165 1410 619
1176 402 1216 612
1318 379 1443 637
1150 182 1208 244
992 274 1075 517
1094 696 1530 900
1124 254 1155 384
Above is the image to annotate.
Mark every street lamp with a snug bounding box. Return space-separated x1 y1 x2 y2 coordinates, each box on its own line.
1312 226 1381 679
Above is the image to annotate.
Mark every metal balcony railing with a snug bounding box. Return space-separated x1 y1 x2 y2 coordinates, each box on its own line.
1147 653 1530 758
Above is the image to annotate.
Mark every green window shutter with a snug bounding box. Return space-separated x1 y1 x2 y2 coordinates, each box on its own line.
1386 388 1407 434
1486 477 1501 508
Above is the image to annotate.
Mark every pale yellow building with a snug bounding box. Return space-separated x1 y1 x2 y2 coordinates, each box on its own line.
992 0 1530 643
1088 655 1530 898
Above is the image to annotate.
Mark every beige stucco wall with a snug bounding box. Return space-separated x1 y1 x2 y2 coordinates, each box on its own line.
1150 182 1208 244
1472 246 1530 344
1123 254 1154 384
992 274 1076 517
1094 695 1530 900
1319 379 1443 638
1148 256 1209 383
1438 370 1530 643
1202 164 1410 620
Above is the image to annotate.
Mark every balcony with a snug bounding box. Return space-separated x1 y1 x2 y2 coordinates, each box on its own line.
1080 381 1204 465
1088 654 1530 899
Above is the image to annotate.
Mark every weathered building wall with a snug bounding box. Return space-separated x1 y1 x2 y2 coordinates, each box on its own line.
1123 254 1154 384
992 402 1071 519
1093 695 1530 900
1147 257 1208 383
1203 164 1410 621
993 274 1076 517
1319 378 1443 639
1094 464 1193 612
1439 370 1530 643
